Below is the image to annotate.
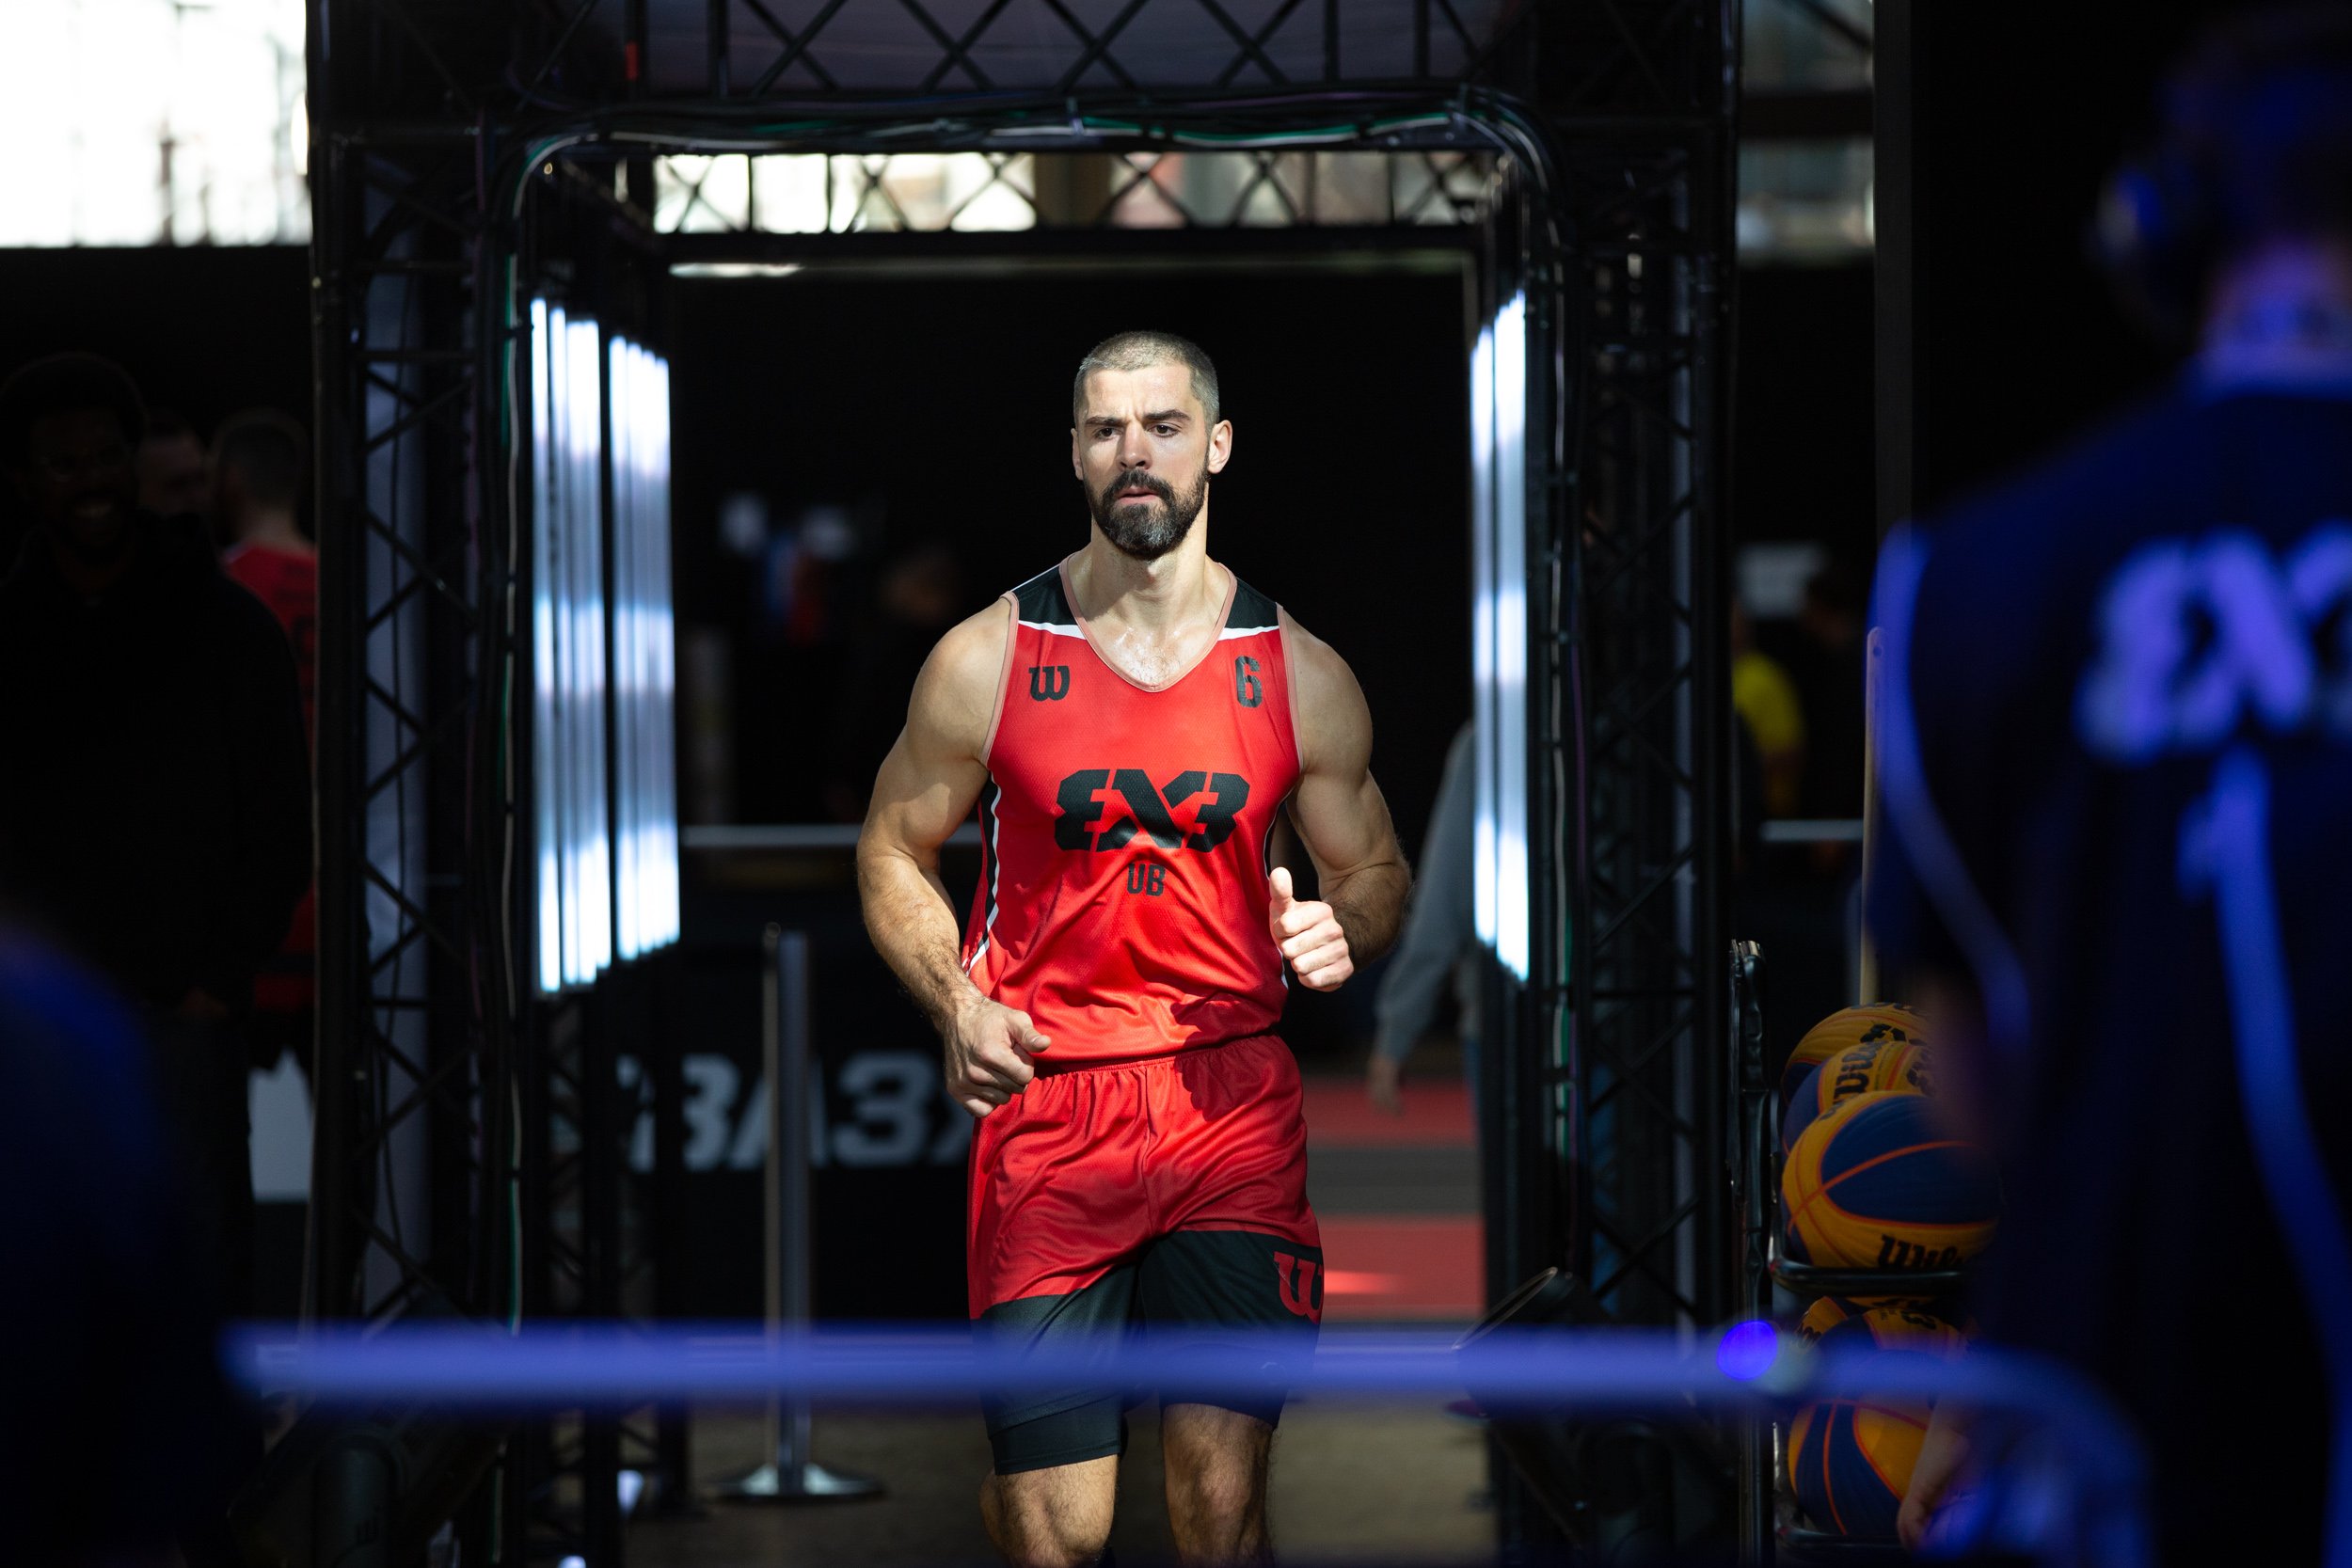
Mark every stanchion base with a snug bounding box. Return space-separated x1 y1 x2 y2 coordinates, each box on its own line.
713 1461 884 1503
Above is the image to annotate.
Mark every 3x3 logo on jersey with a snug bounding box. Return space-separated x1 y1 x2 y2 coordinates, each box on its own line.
2076 523 2352 762
1054 768 1252 853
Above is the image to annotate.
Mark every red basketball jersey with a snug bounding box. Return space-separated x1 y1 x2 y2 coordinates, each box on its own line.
224 542 319 745
962 561 1301 1064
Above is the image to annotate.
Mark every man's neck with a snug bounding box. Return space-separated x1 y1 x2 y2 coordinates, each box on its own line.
1067 510 1224 637
43 531 136 600
234 509 313 555
2199 237 2352 384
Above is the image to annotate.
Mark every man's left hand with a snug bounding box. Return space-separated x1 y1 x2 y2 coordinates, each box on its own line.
1268 866 1354 990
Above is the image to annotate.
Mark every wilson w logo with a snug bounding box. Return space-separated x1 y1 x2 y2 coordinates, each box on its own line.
1052 768 1250 853
1274 1251 1322 1322
1028 665 1071 702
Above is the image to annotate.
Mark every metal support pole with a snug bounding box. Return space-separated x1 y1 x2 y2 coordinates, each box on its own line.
313 1426 403 1568
716 927 881 1502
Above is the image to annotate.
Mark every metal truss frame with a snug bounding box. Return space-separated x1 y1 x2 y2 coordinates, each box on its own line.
599 0 1519 101
647 145 1496 233
1561 131 1737 1333
306 114 510 1334
308 0 1736 1559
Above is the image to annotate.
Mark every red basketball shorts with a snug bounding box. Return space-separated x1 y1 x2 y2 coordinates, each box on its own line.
966 1033 1324 1472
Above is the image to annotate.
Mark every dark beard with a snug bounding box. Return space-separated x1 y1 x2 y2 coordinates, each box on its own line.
1089 463 1207 561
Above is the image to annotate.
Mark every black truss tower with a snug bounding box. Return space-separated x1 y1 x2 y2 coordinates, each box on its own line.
303 1 1736 1559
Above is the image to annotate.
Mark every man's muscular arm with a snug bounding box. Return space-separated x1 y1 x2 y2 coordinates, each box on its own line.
1267 611 1410 990
855 602 1053 1117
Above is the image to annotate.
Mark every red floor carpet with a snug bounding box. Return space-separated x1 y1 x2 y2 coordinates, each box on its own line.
1301 1076 1482 1323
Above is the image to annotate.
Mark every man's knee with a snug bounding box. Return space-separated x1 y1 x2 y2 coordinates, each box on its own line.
1162 1404 1272 1536
983 1463 1117 1568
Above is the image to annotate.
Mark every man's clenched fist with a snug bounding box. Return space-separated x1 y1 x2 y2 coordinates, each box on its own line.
1268 865 1354 990
946 994 1052 1117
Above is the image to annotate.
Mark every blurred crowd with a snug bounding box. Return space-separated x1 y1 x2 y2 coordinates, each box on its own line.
0 352 317 1562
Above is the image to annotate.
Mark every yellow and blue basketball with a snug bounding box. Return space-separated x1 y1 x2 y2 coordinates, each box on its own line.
1817 1302 1971 1357
1787 1307 1969 1537
1779 1004 1928 1109
1794 1294 1869 1344
1783 1091 1999 1271
1797 1292 1971 1335
1782 1039 1936 1154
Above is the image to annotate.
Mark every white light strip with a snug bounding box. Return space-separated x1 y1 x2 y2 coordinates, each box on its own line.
610 338 640 963
660 354 680 946
531 299 564 996
1470 292 1531 981
567 313 612 984
1470 316 1498 958
532 298 620 993
1493 292 1531 982
649 349 680 950
605 335 681 962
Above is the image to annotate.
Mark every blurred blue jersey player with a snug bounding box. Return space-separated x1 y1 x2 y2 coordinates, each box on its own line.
0 927 242 1561
1869 8 2352 1560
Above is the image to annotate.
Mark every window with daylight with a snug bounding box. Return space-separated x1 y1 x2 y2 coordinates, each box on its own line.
0 0 310 246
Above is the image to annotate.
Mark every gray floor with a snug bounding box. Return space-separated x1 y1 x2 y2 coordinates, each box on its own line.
629 1402 1494 1566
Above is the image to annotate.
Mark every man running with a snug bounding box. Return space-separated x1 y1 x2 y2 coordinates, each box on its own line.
857 330 1408 1567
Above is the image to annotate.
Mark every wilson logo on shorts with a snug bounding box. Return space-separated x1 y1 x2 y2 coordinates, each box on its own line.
1274 1252 1322 1323
1052 768 1251 853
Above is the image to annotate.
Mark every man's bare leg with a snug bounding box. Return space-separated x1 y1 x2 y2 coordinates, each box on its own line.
982 1455 1120 1568
1161 1403 1273 1566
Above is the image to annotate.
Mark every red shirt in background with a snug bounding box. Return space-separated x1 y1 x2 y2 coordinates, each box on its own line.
224 542 318 1012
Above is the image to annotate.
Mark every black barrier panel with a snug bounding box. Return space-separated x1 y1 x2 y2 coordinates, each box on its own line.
659 871 974 1319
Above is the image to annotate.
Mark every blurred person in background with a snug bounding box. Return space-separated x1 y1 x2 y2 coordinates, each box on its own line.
0 925 245 1564
137 404 212 522
1872 9 2352 1559
1367 720 1476 1116
0 353 309 1343
1788 556 1867 828
215 407 318 1080
1729 600 1804 818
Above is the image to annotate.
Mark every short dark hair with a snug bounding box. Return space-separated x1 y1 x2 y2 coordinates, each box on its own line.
0 354 147 468
1072 331 1222 427
212 408 310 512
2165 5 2352 265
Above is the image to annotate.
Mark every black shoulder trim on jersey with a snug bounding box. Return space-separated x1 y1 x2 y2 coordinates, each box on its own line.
1229 578 1280 632
1011 565 1077 627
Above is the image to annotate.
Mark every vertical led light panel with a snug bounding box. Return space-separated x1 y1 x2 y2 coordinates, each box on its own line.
531 298 613 994
608 336 680 960
1471 293 1531 980
531 298 564 995
609 339 639 963
567 310 612 987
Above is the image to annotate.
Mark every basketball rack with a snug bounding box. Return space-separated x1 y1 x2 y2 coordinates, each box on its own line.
1728 940 1970 1566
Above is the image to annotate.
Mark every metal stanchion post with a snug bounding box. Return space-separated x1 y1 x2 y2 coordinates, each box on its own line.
716 927 882 1502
